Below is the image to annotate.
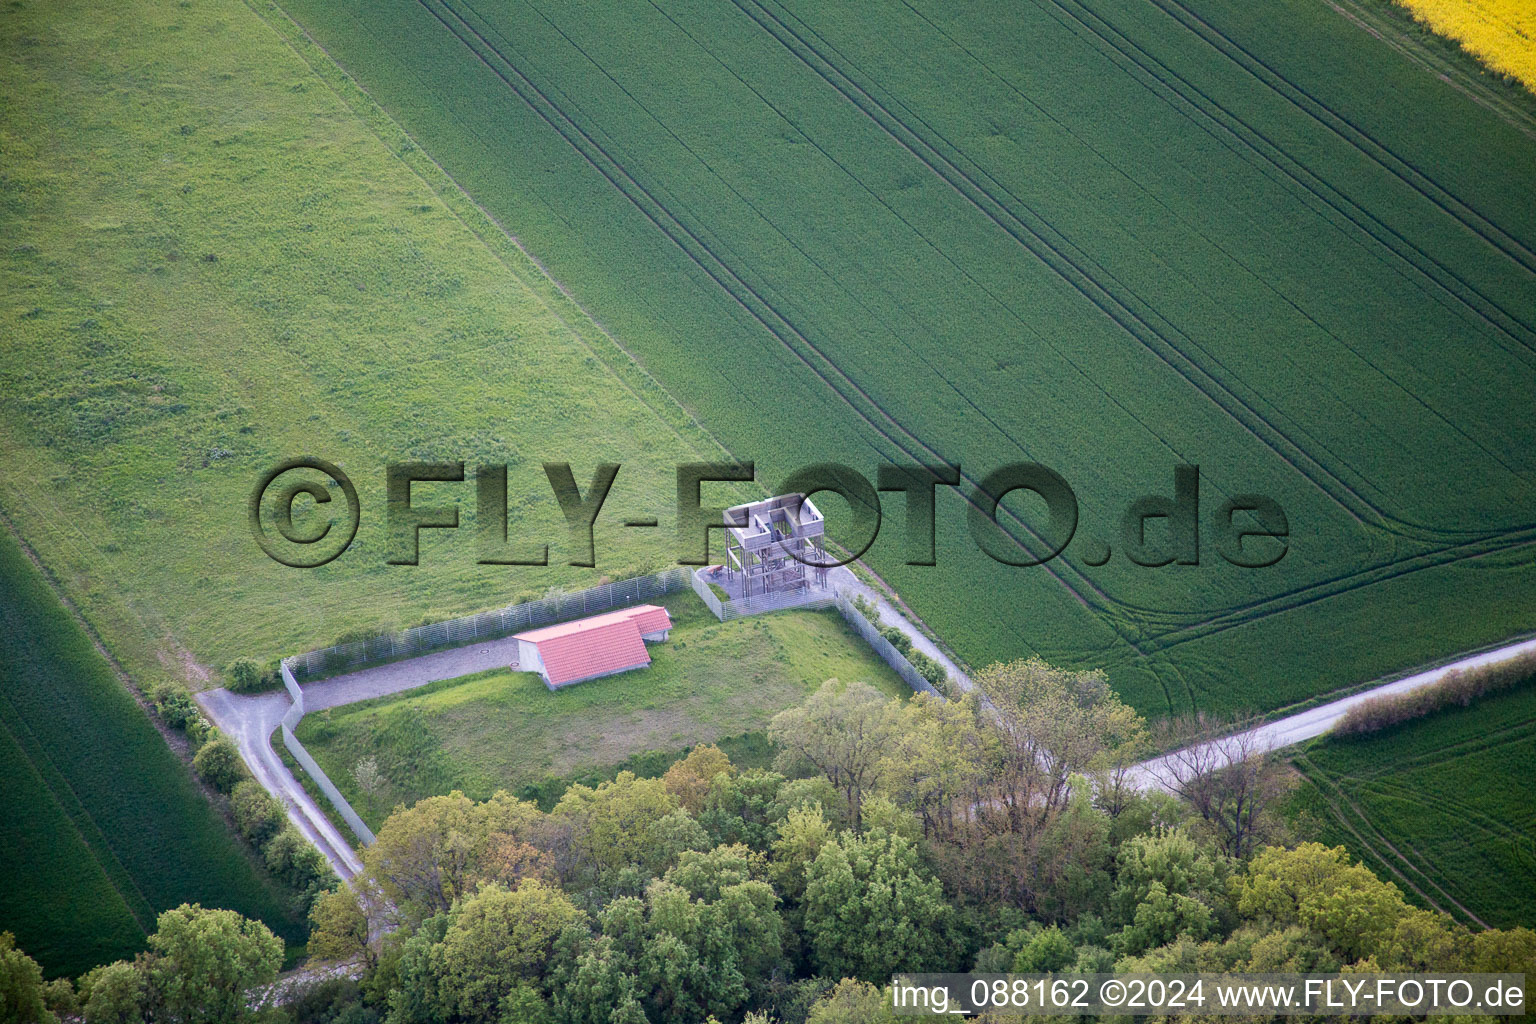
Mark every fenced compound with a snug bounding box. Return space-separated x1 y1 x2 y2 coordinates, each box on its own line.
834 592 945 700
266 566 945 853
287 568 693 681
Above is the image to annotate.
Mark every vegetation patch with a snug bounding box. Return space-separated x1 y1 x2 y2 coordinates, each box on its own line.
295 596 912 826
1290 683 1536 929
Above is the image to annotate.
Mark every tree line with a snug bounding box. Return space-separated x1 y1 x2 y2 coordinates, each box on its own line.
4 658 1531 1023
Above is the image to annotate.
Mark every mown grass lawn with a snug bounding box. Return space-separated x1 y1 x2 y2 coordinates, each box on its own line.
295 595 912 825
1289 682 1536 930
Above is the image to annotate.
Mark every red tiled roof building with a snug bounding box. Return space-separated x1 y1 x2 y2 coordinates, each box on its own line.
514 604 672 689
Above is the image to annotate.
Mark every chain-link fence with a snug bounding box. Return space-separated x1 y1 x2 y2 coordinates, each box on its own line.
835 592 944 699
287 568 693 681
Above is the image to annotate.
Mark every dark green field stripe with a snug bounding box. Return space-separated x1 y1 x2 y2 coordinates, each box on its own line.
0 694 155 933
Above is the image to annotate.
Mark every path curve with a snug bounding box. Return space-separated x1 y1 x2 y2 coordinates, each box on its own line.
197 688 363 879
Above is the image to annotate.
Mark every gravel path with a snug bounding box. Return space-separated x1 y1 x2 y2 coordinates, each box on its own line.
1127 635 1536 789
197 687 364 879
828 567 974 693
197 637 525 879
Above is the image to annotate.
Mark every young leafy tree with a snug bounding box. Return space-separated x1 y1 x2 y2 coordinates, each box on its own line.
192 736 246 793
802 828 954 981
769 679 896 828
0 932 52 1024
554 772 683 883
438 879 585 1022
1234 843 1410 962
1108 827 1231 956
974 658 1146 837
79 960 143 1024
662 743 735 814
363 790 545 923
308 885 372 967
144 904 283 1024
803 978 901 1024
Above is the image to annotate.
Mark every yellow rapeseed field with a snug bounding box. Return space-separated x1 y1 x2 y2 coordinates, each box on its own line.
1396 0 1536 92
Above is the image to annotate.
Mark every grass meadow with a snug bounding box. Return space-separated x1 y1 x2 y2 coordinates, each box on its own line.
1289 682 1536 929
294 595 912 826
0 530 305 977
268 0 1536 718
0 0 728 701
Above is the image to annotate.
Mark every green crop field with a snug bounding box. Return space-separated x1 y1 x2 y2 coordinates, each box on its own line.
0 0 728 699
294 595 912 827
1290 683 1536 930
0 529 305 977
266 0 1536 718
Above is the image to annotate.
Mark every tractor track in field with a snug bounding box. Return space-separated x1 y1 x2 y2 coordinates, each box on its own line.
1297 756 1489 927
882 0 1536 490
729 0 1433 544
419 0 1155 658
1142 0 1536 281
518 0 1215 523
1033 0 1536 371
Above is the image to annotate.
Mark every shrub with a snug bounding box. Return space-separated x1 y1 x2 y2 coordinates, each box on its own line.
232 780 286 845
155 687 199 729
1332 650 1536 737
193 736 246 793
227 657 262 693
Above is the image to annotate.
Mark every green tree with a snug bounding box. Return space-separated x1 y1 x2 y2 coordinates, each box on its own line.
1234 843 1410 962
699 770 788 850
554 772 683 883
438 879 585 1022
1009 926 1076 973
662 744 735 813
309 885 372 967
193 735 246 793
145 904 283 1024
769 679 896 828
79 961 142 1024
804 978 900 1024
231 779 286 845
803 828 954 981
1109 827 1230 956
364 790 545 923
0 932 52 1024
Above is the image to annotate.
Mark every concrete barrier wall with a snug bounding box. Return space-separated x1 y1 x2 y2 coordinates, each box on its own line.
281 723 376 846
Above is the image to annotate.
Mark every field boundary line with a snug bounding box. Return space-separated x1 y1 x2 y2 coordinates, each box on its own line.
1323 0 1536 140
